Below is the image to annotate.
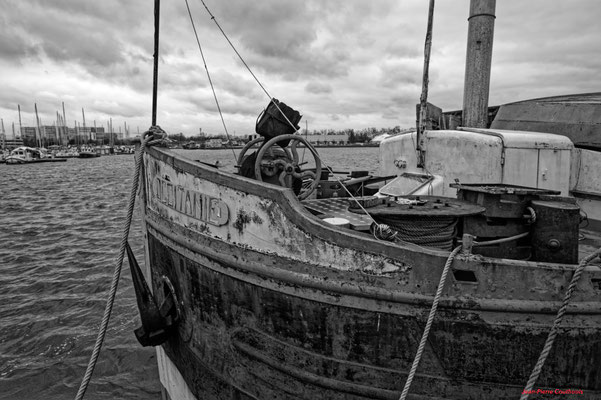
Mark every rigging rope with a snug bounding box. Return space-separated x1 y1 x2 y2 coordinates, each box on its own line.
74 127 163 400
184 0 237 162
399 245 462 400
197 0 306 141
191 0 380 225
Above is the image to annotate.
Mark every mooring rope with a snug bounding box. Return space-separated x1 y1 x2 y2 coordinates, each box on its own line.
399 245 462 400
520 246 601 399
74 127 164 400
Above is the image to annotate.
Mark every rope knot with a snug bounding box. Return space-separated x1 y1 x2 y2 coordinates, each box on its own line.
144 125 169 147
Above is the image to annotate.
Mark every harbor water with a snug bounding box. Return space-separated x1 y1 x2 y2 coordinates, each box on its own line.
0 146 379 400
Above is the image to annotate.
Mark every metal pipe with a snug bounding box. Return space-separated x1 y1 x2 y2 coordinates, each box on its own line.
462 0 496 128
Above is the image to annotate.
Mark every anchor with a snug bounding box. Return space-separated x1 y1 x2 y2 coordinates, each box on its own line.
125 242 180 347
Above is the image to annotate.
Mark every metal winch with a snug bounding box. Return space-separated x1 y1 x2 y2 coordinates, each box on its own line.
451 183 580 263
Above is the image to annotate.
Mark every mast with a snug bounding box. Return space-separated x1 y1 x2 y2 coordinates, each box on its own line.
34 103 42 148
1 119 4 151
416 0 435 167
18 104 22 139
82 108 88 143
55 113 59 145
462 0 496 128
109 118 113 147
62 102 67 145
75 120 80 148
152 0 161 125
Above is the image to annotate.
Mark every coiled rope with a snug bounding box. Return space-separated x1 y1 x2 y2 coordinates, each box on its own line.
520 246 601 399
74 127 165 400
373 216 458 251
399 245 462 400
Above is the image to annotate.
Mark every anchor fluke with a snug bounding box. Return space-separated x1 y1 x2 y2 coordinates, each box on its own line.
125 241 180 346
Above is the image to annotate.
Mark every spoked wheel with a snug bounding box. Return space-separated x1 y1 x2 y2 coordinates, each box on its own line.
254 134 322 200
237 137 264 167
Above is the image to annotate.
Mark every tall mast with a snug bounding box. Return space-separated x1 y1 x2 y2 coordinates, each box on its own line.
62 102 68 145
152 0 161 125
1 119 4 151
34 103 42 148
416 0 435 167
18 104 23 139
82 108 88 143
75 120 80 147
55 113 60 145
462 0 496 128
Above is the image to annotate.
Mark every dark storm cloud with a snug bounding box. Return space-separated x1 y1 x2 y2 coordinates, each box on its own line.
0 0 599 135
0 14 41 59
5 1 122 65
198 0 399 81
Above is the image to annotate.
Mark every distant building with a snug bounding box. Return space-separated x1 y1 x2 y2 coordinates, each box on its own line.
20 127 38 143
205 138 222 148
1 134 24 149
304 134 348 145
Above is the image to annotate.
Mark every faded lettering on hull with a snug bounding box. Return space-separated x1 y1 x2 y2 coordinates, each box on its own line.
151 176 229 226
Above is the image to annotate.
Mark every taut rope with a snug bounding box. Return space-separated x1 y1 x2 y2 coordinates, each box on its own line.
399 245 462 400
520 246 601 399
74 127 165 400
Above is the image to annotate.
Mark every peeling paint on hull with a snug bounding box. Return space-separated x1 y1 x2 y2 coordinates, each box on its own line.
143 148 601 400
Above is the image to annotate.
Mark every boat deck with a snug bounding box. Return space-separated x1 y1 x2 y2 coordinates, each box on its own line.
303 197 601 266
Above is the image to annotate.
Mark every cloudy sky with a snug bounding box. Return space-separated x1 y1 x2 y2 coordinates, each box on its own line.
0 0 599 138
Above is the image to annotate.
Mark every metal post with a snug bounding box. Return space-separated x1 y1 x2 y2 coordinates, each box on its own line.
152 0 161 126
462 0 496 128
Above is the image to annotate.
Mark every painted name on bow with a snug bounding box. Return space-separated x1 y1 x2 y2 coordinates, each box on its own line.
152 176 229 226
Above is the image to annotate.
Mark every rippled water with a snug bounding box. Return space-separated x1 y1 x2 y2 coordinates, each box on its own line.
0 155 157 400
0 146 379 400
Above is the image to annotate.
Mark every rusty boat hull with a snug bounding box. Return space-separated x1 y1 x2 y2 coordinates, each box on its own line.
140 147 601 400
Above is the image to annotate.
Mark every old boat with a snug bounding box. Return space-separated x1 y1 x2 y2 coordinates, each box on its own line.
126 1 601 399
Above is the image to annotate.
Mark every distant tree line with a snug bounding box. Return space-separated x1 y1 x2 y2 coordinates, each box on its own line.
168 125 407 144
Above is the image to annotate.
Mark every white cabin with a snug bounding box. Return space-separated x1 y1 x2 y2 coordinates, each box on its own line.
379 127 601 225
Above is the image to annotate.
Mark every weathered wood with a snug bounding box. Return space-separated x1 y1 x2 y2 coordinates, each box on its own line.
491 93 601 150
415 102 443 130
416 0 436 166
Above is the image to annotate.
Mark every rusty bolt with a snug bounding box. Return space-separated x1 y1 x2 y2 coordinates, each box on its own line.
547 239 561 250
